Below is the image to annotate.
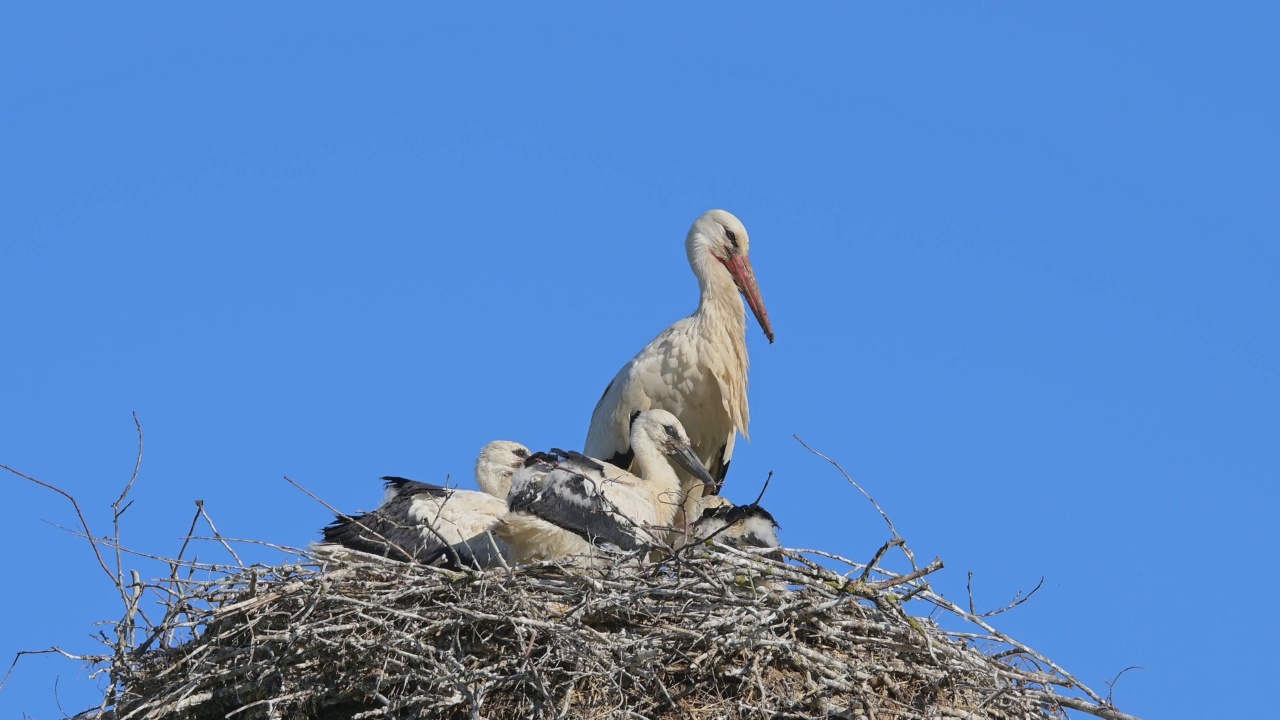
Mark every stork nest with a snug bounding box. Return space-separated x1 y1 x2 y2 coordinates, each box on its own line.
69 540 1139 720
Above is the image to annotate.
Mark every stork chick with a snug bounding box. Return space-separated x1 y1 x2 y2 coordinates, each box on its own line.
683 494 783 562
503 409 715 566
316 441 529 569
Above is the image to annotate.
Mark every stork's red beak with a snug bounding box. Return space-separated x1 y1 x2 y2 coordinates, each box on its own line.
722 255 775 343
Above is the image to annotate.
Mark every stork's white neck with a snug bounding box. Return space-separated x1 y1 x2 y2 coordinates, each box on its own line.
476 471 511 500
629 434 683 525
475 445 519 499
688 239 747 339
680 229 753 446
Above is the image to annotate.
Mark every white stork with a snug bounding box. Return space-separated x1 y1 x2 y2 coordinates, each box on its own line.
682 494 783 561
584 209 773 528
473 439 530 499
316 441 529 569
502 409 716 566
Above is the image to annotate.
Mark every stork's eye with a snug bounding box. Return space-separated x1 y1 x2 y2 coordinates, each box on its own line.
664 424 679 439
725 229 740 254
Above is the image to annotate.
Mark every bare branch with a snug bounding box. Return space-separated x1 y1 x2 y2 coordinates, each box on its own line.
870 556 944 591
1 463 114 584
112 412 146 599
196 500 244 568
792 435 918 570
749 470 774 507
859 537 905 583
284 475 423 565
1105 665 1146 708
1 649 57 693
983 577 1046 618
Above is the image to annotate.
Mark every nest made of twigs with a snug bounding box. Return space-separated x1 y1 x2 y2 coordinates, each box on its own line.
76 539 1138 720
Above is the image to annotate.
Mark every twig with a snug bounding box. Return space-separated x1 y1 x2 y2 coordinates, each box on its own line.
112 413 146 590
1 463 114 584
982 577 1045 618
749 471 774 507
870 556 944 591
196 500 244 568
1105 665 1146 708
0 649 60 693
858 538 905 583
792 435 918 570
285 475 423 566
169 504 204 582
792 435 896 537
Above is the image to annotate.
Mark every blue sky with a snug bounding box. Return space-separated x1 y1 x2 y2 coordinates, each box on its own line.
2 4 1277 718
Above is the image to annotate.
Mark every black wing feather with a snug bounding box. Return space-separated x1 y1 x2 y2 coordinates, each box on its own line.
707 446 731 493
550 448 609 476
508 459 642 551
322 478 472 567
382 476 453 498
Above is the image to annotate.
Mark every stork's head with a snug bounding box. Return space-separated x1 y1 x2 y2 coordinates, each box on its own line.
686 209 775 343
474 440 530 499
691 501 782 555
630 409 717 491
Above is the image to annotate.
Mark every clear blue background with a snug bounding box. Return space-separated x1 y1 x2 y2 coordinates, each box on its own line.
3 5 1276 718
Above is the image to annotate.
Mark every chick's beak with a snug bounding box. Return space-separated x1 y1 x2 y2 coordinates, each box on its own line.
668 443 717 492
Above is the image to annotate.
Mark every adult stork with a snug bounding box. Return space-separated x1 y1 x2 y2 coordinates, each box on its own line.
316 441 529 568
503 410 716 566
584 209 774 525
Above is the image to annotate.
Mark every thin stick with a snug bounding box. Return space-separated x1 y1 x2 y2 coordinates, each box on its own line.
793 434 918 571
284 475 422 565
1105 665 1146 708
1 463 114 584
793 435 895 537
0 649 59 693
858 538 905 583
170 504 204 581
983 577 1045 618
196 500 244 568
112 413 146 600
870 557 943 591
749 471 774 507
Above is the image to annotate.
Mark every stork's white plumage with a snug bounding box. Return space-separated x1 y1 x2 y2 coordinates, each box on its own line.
682 494 783 561
317 441 529 568
474 439 530 499
502 410 715 566
584 209 773 526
